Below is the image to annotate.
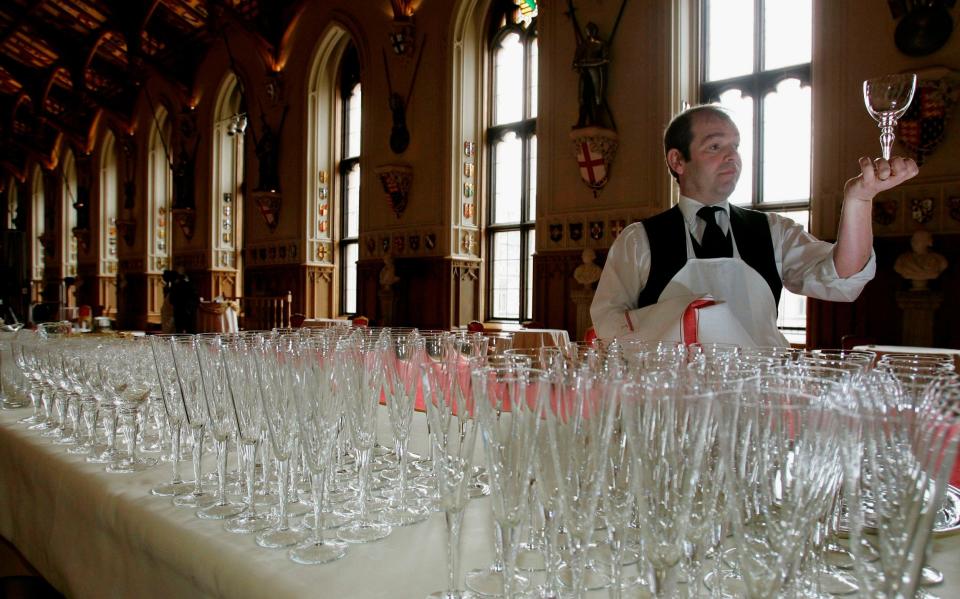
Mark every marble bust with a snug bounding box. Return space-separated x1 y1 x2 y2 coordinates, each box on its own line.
379 252 400 290
894 229 948 291
573 247 602 288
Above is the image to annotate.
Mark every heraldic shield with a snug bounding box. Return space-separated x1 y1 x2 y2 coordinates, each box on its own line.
375 164 413 218
569 127 619 197
896 67 960 165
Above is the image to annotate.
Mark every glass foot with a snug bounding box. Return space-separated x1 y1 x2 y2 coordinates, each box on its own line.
225 511 277 534
151 480 193 497
256 526 309 549
197 501 244 520
106 456 158 473
337 520 392 544
379 504 430 527
465 568 529 596
301 511 351 530
173 491 218 509
288 539 348 565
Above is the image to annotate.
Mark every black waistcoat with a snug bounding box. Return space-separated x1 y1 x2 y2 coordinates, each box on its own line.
635 204 782 309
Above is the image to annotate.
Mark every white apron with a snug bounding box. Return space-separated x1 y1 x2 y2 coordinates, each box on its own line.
620 258 788 348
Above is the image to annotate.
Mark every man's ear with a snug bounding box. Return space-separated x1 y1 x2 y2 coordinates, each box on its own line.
666 149 685 176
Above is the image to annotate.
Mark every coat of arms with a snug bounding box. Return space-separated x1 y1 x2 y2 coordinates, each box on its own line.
589 221 604 241
569 222 583 241
549 223 563 243
896 68 960 165
375 164 413 218
570 128 619 197
910 196 935 224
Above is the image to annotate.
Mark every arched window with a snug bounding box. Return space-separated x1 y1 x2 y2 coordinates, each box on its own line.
99 131 119 278
61 148 78 279
148 105 172 274
307 25 355 319
5 177 17 229
31 165 45 299
701 0 811 343
338 43 362 315
486 1 537 322
211 73 245 297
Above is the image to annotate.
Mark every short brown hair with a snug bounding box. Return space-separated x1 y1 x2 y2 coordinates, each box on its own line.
663 105 734 182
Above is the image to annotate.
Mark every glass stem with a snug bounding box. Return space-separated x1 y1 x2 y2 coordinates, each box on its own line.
358 447 371 523
68 393 81 438
610 529 624 599
498 522 517 597
542 507 561 598
190 425 205 495
105 406 118 453
277 457 290 530
82 398 97 450
243 442 258 516
215 437 228 504
30 383 42 420
311 469 326 546
125 408 139 462
445 508 466 593
397 437 408 507
170 422 183 484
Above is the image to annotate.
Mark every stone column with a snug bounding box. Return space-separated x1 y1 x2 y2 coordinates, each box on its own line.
379 287 395 326
571 286 594 343
896 290 943 347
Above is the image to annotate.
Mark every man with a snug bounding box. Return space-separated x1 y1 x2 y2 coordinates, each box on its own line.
590 104 919 344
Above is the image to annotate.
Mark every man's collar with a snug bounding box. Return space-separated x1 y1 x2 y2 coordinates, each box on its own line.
678 195 730 227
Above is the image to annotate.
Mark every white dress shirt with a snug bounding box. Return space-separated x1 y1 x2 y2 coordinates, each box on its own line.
590 195 876 340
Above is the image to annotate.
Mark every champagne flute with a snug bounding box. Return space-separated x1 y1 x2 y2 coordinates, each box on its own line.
421 358 480 599
290 333 348 564
863 73 917 160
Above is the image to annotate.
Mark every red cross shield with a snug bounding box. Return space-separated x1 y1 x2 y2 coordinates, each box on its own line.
577 142 607 188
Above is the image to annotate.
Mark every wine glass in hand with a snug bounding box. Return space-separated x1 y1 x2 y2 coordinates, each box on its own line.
863 73 916 160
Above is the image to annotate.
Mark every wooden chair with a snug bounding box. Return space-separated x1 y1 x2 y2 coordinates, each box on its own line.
238 292 293 330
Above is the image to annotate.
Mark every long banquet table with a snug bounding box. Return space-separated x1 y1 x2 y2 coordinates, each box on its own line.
0 406 495 599
1 403 959 598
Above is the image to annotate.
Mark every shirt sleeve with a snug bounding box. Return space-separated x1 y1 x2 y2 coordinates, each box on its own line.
590 223 652 339
770 212 876 302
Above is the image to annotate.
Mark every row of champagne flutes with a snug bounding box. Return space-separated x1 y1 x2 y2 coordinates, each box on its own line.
1 327 958 598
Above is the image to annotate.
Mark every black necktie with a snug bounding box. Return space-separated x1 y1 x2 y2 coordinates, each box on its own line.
695 206 732 258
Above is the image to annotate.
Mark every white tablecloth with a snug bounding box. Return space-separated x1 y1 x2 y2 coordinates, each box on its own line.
0 407 493 599
1 405 958 598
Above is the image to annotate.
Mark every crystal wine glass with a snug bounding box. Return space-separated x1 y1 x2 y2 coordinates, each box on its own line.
470 364 544 597
421 358 480 599
863 73 917 160
221 335 277 534
194 335 244 520
290 332 348 564
335 332 392 544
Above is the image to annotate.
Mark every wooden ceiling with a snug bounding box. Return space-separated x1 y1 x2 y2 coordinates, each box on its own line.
0 0 300 178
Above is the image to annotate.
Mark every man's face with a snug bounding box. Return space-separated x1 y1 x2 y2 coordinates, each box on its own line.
668 113 742 205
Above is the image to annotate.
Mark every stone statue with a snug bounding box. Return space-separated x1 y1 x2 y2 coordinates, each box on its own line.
574 247 603 288
380 253 400 290
894 229 948 290
566 0 628 131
